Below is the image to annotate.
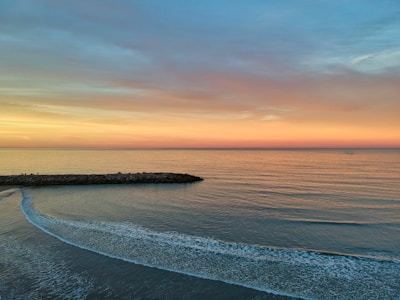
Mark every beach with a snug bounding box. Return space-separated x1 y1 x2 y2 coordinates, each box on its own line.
0 186 18 192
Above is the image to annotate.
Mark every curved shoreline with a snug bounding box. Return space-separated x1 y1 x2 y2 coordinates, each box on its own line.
0 172 203 186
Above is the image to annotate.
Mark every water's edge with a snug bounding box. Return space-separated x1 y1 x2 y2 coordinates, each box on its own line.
20 188 400 300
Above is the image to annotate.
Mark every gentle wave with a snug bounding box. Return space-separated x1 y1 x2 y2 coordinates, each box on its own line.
0 235 96 300
21 189 400 300
285 218 399 227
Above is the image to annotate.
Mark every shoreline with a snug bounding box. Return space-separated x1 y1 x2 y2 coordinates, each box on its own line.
0 172 203 186
0 185 19 192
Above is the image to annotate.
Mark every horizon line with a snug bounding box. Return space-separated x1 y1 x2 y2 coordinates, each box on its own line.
1 146 399 151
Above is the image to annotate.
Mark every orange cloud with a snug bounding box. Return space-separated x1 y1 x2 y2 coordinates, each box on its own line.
1 70 399 148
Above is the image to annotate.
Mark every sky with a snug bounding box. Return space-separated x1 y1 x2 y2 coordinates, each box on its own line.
1 0 399 148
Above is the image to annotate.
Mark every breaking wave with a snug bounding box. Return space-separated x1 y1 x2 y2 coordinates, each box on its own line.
21 189 400 300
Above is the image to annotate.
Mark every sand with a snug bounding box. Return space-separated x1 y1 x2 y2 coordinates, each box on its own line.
0 186 19 192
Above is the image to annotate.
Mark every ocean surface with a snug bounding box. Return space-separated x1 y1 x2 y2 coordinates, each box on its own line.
0 149 399 300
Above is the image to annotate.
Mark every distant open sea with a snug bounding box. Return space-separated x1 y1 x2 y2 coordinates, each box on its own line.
0 149 399 300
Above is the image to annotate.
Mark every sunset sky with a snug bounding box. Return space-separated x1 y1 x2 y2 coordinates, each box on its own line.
1 0 399 148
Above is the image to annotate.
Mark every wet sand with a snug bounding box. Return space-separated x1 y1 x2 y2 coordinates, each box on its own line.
0 186 19 192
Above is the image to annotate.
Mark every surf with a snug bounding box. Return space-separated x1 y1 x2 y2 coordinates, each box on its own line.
20 189 400 300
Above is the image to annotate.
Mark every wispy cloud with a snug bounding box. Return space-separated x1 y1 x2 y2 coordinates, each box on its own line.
350 48 400 73
0 0 399 147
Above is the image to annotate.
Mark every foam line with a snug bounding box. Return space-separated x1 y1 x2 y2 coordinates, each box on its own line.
20 189 400 300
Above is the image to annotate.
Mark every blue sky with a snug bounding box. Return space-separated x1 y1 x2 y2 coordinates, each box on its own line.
1 0 399 147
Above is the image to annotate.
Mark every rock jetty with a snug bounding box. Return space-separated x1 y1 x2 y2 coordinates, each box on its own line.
0 172 203 186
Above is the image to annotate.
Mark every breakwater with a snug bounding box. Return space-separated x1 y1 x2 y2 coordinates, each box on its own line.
0 173 203 186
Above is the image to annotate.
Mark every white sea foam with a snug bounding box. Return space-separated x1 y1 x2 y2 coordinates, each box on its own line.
0 189 97 300
0 235 96 300
21 189 400 300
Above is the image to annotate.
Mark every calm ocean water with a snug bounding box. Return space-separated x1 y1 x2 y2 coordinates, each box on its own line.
0 149 399 300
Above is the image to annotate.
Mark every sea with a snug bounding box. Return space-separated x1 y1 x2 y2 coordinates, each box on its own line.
0 148 399 300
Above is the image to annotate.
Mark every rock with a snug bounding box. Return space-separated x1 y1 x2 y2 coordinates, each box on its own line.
0 173 203 186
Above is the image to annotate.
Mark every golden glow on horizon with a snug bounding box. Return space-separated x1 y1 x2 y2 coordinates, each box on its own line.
1 1 400 148
1 100 399 148
1 74 399 148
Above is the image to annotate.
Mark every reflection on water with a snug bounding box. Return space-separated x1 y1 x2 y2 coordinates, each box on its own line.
0 149 399 299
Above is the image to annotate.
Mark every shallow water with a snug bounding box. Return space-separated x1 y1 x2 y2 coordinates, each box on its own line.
1 149 399 299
